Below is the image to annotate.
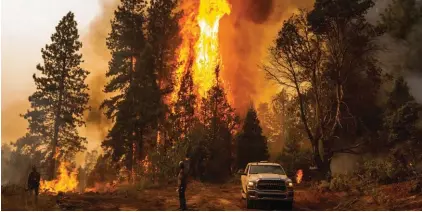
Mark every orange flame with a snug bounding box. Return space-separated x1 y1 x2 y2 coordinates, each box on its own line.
296 169 303 184
174 0 231 102
40 162 79 194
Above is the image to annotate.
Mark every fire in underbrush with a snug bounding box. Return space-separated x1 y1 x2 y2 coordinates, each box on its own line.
296 169 303 184
40 162 79 194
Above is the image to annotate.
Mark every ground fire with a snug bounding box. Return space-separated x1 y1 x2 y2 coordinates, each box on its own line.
39 162 79 194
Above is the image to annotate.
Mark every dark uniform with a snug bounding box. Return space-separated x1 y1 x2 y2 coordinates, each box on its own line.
178 161 187 210
28 166 41 203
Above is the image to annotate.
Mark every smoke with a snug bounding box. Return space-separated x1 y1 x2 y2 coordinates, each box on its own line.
1 100 30 144
78 0 119 153
368 0 422 105
219 0 314 115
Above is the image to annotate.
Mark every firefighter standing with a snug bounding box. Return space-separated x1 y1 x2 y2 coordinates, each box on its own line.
177 161 187 210
27 166 41 204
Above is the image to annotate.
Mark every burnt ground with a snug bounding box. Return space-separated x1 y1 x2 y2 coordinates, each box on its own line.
2 180 422 211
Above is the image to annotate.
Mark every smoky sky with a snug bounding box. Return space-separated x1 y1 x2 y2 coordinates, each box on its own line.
219 0 314 115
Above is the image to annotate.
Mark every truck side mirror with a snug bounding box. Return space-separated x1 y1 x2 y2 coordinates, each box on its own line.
237 169 245 175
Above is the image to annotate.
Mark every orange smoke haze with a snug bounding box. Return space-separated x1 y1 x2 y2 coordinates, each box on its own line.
77 0 119 154
219 0 314 114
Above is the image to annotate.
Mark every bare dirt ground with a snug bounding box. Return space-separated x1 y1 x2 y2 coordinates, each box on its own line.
2 180 422 211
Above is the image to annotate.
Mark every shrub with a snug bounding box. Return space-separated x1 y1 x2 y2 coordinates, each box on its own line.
357 156 409 184
329 174 353 191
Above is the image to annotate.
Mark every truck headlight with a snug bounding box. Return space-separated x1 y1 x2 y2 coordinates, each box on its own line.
247 181 256 189
286 180 293 187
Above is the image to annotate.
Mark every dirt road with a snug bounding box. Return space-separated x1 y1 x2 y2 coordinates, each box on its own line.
3 180 421 210
2 181 335 211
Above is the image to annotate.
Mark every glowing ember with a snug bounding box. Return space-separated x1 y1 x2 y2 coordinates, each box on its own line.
174 0 231 101
40 162 79 194
296 169 303 184
140 155 152 173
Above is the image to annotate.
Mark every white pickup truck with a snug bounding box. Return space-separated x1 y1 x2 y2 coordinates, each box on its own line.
240 161 294 209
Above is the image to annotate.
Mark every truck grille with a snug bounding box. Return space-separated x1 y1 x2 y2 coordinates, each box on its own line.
257 180 286 191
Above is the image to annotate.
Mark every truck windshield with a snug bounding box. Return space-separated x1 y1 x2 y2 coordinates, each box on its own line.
249 165 286 175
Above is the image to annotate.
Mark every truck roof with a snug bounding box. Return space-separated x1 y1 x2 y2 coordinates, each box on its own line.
247 161 281 166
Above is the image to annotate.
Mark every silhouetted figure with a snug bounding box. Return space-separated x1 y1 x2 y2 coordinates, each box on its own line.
177 161 187 211
27 166 41 204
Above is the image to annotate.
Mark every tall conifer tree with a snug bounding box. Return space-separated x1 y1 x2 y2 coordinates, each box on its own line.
236 107 269 169
23 12 90 179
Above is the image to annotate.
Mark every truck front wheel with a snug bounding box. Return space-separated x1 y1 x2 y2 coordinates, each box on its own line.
246 198 255 209
284 201 293 210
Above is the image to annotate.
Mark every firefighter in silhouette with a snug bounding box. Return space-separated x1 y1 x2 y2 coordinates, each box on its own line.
177 161 187 210
27 166 41 204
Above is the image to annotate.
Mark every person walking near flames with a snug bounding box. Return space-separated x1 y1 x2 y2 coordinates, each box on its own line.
27 166 41 205
177 161 187 210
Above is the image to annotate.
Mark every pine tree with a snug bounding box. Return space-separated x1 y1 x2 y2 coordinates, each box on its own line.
170 57 197 143
101 0 148 173
384 77 422 147
145 0 183 151
236 107 269 169
101 0 147 120
146 0 182 90
131 44 164 158
23 12 90 179
200 67 239 181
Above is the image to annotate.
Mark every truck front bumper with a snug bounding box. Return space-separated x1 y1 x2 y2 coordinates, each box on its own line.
247 189 294 201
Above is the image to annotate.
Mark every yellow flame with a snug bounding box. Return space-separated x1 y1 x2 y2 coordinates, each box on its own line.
174 0 231 102
194 0 231 96
40 162 79 194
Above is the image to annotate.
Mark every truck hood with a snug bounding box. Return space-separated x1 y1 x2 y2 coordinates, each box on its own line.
249 173 289 181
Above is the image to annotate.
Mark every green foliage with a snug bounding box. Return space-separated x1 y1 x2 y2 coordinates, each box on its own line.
22 12 89 178
381 77 422 163
147 138 191 183
236 107 269 169
357 156 409 184
329 174 353 191
277 138 311 177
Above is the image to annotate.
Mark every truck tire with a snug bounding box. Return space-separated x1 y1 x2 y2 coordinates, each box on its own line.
246 198 254 209
284 201 293 210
